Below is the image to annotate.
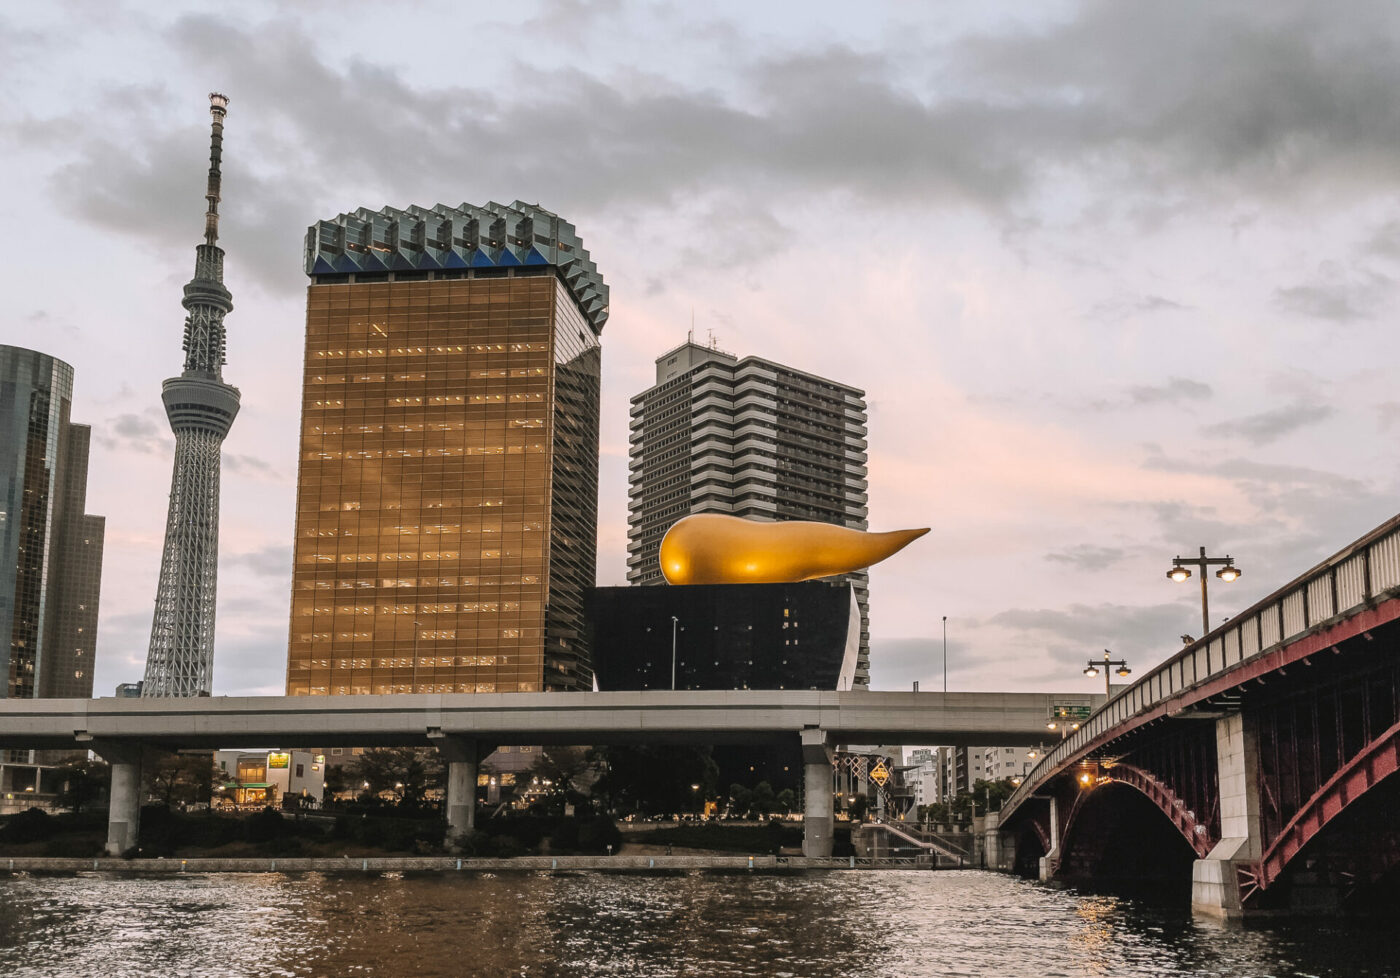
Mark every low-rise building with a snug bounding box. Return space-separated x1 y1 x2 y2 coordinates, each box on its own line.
214 749 325 809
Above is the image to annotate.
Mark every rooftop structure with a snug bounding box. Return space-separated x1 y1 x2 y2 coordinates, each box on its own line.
303 201 608 333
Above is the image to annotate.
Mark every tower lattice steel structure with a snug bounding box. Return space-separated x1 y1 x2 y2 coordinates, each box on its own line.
142 94 241 697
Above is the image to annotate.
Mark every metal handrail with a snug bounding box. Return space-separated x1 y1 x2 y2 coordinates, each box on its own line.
1000 512 1400 818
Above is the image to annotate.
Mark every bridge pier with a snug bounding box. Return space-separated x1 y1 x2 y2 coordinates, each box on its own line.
984 812 1020 871
1038 795 1061 881
94 742 148 856
431 735 490 848
1191 713 1262 919
800 729 834 857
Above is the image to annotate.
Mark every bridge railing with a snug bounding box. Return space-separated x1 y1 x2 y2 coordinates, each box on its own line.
1001 512 1400 817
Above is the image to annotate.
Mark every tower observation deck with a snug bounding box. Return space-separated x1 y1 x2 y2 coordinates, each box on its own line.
142 94 241 697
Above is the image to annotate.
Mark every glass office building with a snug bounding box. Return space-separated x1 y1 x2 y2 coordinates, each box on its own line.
287 202 605 695
0 345 105 703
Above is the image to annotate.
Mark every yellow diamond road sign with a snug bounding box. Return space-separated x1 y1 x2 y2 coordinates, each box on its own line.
869 760 890 786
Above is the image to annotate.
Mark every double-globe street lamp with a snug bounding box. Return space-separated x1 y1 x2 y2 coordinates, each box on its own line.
1167 547 1242 636
1084 649 1130 697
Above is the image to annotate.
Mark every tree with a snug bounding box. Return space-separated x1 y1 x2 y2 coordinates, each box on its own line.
323 761 351 801
55 758 108 814
591 745 718 815
145 754 222 809
748 781 777 818
973 778 1017 813
918 802 951 825
346 748 443 807
775 788 796 815
728 783 752 817
528 747 598 813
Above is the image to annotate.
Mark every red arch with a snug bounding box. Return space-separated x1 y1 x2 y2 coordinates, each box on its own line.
1257 717 1400 889
1061 764 1216 859
1029 812 1051 854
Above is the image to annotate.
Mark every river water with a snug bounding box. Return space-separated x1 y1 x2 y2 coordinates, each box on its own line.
0 870 1395 978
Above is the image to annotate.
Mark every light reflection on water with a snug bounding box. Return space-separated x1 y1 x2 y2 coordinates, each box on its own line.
0 870 1394 978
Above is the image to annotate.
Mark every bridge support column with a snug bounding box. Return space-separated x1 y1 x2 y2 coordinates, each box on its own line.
984 812 1017 871
1038 795 1061 881
94 742 147 856
1192 713 1262 919
800 729 834 858
982 812 1000 870
431 735 491 848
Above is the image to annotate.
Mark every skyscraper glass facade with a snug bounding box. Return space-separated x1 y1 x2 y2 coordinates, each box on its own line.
286 269 601 695
0 346 104 702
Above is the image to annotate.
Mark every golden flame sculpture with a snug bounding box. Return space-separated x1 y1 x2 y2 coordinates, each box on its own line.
659 513 929 585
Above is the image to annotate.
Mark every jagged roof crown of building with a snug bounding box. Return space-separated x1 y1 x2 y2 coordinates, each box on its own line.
304 200 609 333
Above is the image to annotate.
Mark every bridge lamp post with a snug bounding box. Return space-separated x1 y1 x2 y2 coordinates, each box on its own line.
1083 650 1130 697
1167 547 1242 635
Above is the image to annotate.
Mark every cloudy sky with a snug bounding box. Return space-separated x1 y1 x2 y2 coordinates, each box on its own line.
3 0 1398 697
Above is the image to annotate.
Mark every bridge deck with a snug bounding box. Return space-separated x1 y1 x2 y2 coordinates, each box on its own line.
0 690 1077 751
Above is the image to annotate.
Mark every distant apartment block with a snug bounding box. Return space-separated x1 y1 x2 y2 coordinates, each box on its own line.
627 341 871 683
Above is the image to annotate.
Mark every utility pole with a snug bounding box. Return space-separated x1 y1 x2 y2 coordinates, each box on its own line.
671 616 679 690
942 616 948 693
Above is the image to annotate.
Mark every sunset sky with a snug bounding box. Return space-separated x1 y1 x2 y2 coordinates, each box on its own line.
3 0 1397 697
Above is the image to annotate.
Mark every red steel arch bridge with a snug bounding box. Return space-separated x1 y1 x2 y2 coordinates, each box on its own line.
992 512 1400 918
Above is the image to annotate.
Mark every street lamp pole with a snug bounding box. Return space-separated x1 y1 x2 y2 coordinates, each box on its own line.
413 619 423 692
671 616 679 691
942 616 948 693
1167 547 1242 636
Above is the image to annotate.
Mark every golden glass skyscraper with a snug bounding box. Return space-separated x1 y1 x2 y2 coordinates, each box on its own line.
286 202 605 696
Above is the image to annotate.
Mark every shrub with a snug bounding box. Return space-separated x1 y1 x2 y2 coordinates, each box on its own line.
138 805 178 855
242 807 285 844
455 829 493 856
354 817 388 848
42 835 103 858
491 835 527 858
0 808 55 845
267 835 304 855
548 818 579 852
576 816 622 854
384 820 420 852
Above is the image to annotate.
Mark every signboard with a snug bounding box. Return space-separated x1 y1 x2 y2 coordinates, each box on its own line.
267 752 291 769
869 759 890 787
1051 705 1093 720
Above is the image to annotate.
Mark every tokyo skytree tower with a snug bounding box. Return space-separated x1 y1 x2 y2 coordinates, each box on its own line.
142 94 241 697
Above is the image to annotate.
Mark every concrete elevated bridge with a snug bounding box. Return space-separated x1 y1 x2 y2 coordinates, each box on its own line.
991 512 1400 918
0 688 1075 858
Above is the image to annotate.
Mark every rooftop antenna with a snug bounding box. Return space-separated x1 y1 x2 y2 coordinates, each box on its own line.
707 328 718 350
689 307 695 345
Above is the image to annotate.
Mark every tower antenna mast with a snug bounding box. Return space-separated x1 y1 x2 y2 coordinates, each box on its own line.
142 93 242 698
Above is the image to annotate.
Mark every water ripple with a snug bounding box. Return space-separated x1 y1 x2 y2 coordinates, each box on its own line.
0 870 1394 977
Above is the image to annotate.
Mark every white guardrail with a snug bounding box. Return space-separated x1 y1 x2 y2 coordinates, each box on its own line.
1001 513 1400 817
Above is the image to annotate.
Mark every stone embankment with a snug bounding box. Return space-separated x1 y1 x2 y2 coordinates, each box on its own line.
0 854 936 874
